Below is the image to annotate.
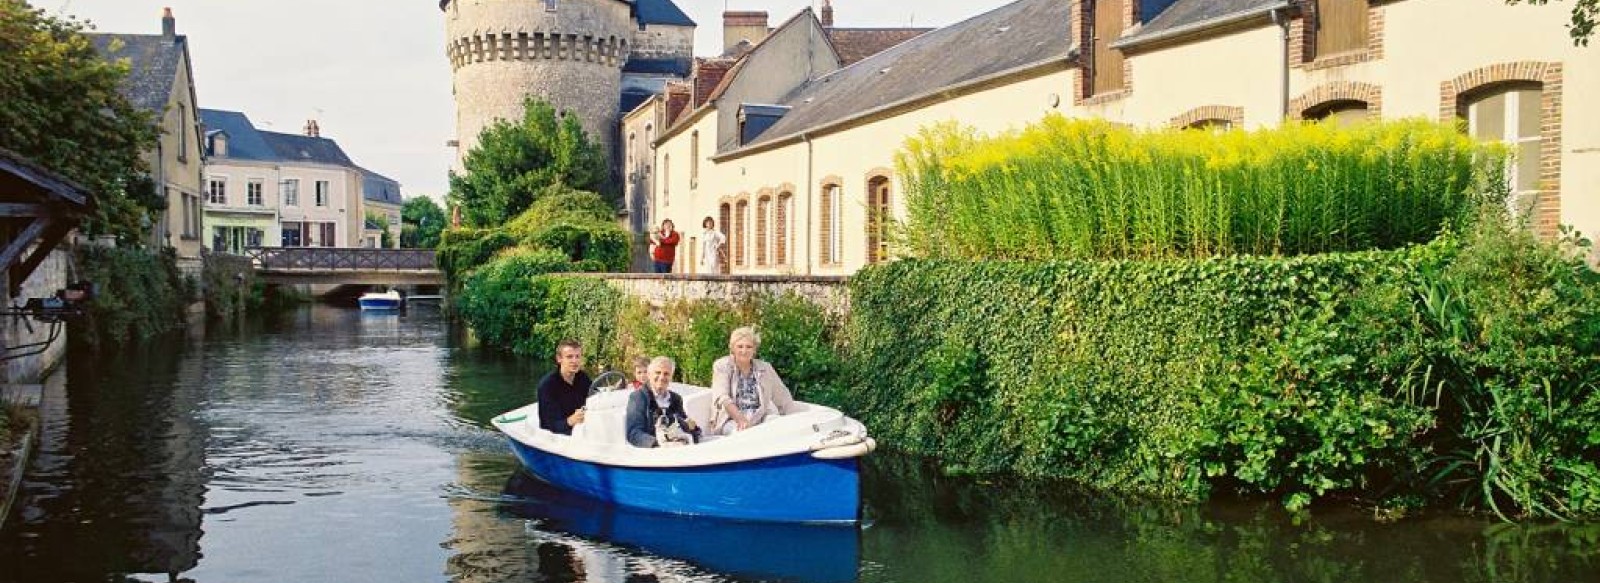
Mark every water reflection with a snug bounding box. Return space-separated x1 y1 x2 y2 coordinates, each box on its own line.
0 335 207 582
498 470 861 583
857 455 1600 583
1 305 1596 583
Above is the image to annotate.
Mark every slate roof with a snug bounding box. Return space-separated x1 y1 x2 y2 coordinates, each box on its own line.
621 90 655 115
1118 0 1287 47
623 58 692 76
737 0 1072 153
357 166 403 205
199 110 278 161
261 132 356 167
86 33 187 113
634 0 695 27
825 28 932 65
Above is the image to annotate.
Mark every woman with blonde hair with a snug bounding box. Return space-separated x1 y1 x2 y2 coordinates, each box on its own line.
710 326 796 435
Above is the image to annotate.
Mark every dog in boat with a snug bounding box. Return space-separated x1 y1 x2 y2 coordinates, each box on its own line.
655 413 696 448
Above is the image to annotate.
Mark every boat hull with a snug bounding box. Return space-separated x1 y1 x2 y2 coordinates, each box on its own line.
358 298 401 310
506 436 861 523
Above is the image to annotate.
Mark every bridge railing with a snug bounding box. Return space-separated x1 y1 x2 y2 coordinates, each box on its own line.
243 247 437 271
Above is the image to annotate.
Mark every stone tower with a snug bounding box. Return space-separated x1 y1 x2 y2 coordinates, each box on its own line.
443 0 634 169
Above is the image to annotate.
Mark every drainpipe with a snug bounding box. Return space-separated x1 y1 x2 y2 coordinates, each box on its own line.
1271 6 1290 120
803 132 814 275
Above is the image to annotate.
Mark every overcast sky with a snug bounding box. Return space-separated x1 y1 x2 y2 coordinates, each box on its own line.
51 1 1016 199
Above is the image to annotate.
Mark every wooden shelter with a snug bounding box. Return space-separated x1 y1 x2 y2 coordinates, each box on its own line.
0 147 94 296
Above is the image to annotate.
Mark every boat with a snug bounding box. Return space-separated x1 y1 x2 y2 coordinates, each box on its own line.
357 289 402 311
491 378 876 523
499 471 860 583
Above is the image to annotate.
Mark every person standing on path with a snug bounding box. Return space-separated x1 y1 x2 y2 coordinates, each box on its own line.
650 219 679 274
700 216 727 275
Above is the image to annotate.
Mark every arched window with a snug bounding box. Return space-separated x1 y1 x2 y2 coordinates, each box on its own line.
718 202 732 274
1465 82 1544 214
733 198 749 268
690 131 700 189
756 195 771 267
1185 119 1231 131
775 192 792 265
866 176 892 265
1305 100 1370 126
820 182 841 265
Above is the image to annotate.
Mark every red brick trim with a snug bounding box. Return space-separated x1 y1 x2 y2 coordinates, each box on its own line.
1440 61 1565 237
1288 81 1383 120
1291 0 1384 70
1170 105 1246 129
1073 0 1135 105
818 175 844 267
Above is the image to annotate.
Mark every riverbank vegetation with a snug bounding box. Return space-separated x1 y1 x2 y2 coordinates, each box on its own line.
453 118 1600 519
438 99 630 295
68 246 193 354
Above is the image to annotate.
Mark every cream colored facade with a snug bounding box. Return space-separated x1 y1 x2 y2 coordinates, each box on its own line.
149 59 206 265
647 0 1600 275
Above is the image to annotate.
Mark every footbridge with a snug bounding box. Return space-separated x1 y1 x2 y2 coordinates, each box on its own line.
243 247 443 285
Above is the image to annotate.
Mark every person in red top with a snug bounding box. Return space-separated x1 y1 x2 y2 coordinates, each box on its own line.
650 219 679 273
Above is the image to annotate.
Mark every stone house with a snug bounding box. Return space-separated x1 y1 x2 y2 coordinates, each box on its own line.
647 0 1600 275
86 8 206 273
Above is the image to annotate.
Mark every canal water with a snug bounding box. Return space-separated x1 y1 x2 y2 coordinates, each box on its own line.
1 305 1596 583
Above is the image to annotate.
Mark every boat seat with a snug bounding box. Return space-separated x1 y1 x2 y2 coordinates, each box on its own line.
676 385 713 434
572 389 633 446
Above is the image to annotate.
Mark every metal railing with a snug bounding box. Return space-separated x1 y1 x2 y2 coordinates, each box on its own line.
243 247 437 271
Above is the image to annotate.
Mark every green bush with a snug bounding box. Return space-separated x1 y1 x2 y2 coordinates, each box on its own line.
454 248 585 353
438 187 631 289
844 242 1448 498
437 228 518 285
898 116 1503 261
69 246 192 353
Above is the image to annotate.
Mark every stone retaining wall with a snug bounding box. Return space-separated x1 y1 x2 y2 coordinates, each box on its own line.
581 274 851 317
1 249 72 384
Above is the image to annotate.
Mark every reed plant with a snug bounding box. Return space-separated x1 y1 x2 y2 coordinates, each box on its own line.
897 116 1505 260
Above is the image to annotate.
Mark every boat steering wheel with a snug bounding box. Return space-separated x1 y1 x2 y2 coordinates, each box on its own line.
589 370 628 396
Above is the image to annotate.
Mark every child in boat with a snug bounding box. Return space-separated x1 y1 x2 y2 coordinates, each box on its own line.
628 356 649 391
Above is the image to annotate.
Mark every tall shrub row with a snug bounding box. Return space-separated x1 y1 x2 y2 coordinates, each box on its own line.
68 246 193 353
898 117 1502 260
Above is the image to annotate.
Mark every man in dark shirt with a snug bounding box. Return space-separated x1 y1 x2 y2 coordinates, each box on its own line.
537 339 592 435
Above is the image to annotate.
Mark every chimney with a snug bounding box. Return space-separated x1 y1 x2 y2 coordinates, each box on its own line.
722 11 769 55
161 7 175 39
821 0 834 28
304 119 320 137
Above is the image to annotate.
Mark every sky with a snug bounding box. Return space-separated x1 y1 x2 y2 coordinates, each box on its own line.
51 1 1017 200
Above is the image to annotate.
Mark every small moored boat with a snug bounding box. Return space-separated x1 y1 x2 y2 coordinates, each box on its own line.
357 289 402 311
492 379 875 523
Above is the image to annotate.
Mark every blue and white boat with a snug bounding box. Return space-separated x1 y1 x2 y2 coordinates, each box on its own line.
500 471 860 583
491 381 876 523
357 289 402 311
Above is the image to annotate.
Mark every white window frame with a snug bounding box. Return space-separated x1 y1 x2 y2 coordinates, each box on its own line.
282 179 301 207
315 180 330 207
207 177 227 205
1467 87 1542 215
247 179 264 206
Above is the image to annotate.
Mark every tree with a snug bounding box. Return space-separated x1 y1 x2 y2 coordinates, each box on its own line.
401 196 446 248
1507 0 1598 45
447 98 611 228
0 1 161 240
